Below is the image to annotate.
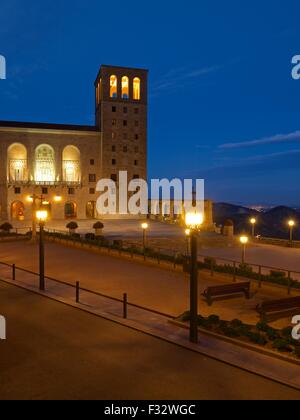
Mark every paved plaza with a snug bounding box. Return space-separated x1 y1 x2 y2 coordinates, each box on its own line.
0 241 298 329
1 282 299 400
11 219 300 272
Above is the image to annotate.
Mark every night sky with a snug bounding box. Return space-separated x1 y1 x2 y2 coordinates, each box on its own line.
1 0 300 206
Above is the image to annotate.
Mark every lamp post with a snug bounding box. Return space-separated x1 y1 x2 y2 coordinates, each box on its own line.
185 210 203 344
288 220 295 243
185 229 191 256
141 222 148 251
36 210 48 291
240 235 248 264
250 218 256 237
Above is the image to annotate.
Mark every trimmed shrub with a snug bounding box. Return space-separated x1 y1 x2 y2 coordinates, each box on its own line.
247 332 267 346
208 315 220 325
238 263 253 276
0 222 13 232
272 339 292 353
220 324 240 338
179 311 190 322
256 321 269 332
230 319 244 329
204 257 217 267
93 221 104 229
266 328 280 341
85 233 95 241
270 270 286 279
66 222 78 230
295 347 300 358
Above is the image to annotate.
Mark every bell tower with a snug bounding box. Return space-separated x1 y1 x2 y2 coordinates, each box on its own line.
94 65 148 184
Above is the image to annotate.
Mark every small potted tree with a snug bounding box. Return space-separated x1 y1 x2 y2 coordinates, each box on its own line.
66 221 78 235
0 223 13 234
93 221 104 236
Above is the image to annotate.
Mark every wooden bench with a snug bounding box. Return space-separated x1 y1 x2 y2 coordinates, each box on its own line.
202 282 251 306
256 296 300 321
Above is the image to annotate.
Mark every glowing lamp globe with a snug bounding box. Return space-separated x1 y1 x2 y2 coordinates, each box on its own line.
185 211 203 229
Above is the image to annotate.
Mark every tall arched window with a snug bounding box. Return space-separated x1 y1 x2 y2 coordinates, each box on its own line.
122 76 129 99
133 77 141 100
35 144 55 183
110 75 118 98
62 145 81 183
8 143 28 182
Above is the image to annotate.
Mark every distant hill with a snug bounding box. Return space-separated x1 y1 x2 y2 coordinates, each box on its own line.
213 203 300 240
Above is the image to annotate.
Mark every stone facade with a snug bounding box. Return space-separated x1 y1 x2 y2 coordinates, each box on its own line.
0 65 148 222
149 199 215 231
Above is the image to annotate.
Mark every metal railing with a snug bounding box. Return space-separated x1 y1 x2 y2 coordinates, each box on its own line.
197 254 300 295
0 260 175 321
43 230 300 294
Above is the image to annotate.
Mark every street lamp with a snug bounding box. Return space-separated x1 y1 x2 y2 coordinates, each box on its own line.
185 229 191 256
250 218 256 237
141 222 149 250
288 220 295 243
240 235 249 264
185 210 203 344
36 210 48 291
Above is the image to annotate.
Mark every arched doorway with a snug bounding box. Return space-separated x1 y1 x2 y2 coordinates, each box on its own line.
11 201 25 221
65 202 77 219
86 201 96 219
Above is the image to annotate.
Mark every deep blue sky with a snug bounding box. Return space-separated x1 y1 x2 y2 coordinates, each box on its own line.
1 0 300 206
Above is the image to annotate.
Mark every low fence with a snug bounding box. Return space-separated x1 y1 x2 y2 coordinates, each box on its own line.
44 230 300 295
255 237 300 248
0 261 175 321
197 254 300 295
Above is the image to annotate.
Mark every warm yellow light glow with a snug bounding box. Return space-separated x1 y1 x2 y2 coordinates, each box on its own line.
289 220 295 227
240 236 249 245
42 201 50 205
250 218 256 225
185 229 191 236
110 75 118 98
122 76 129 99
54 195 62 202
185 211 203 229
27 196 33 203
141 222 149 230
133 77 141 100
36 210 48 222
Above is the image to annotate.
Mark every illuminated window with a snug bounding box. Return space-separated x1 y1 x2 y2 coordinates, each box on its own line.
122 76 129 99
8 143 28 182
133 77 141 100
110 75 118 98
35 145 55 183
62 146 81 183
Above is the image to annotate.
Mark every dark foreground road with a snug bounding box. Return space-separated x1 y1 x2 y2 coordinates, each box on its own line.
0 282 299 400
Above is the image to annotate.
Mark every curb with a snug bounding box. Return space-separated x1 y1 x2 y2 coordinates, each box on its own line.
170 319 300 367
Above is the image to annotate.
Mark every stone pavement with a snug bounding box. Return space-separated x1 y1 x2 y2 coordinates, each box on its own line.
1 240 299 330
1 262 300 391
